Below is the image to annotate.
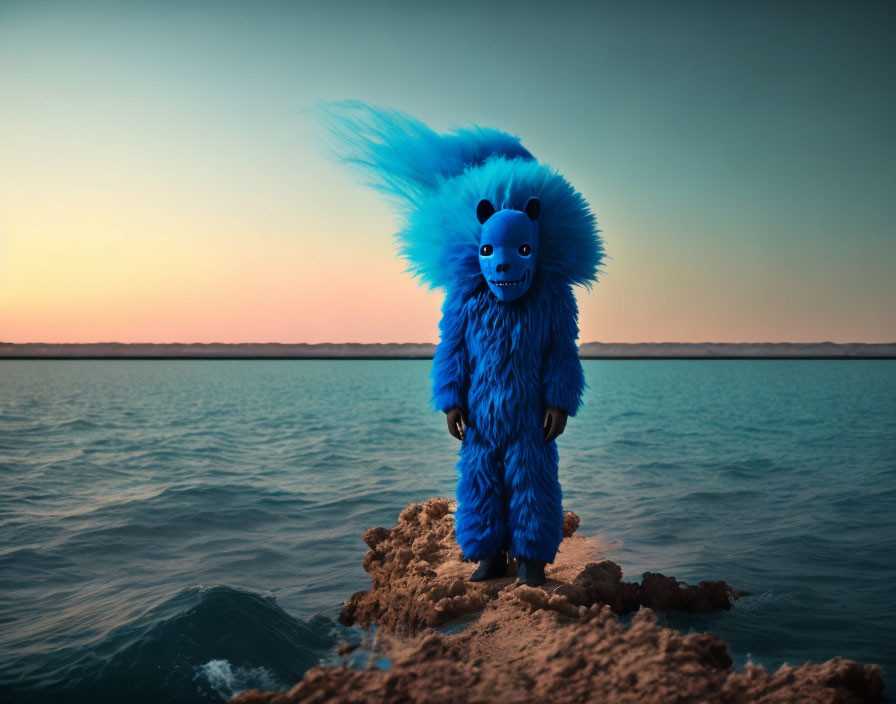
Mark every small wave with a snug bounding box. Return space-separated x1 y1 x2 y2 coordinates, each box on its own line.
197 659 287 701
610 438 651 448
607 410 646 420
733 589 794 613
706 458 781 479
2 585 335 703
636 461 684 472
680 489 766 504
0 418 100 439
52 483 312 535
731 424 792 436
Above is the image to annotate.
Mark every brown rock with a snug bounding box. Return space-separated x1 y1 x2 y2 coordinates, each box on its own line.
234 498 884 704
339 499 740 632
232 595 883 704
561 510 580 538
640 572 736 612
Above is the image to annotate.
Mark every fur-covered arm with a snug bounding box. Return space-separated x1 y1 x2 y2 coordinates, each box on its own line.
431 293 468 413
542 285 586 417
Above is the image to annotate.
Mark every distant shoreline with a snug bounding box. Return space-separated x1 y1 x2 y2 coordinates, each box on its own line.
1 342 894 359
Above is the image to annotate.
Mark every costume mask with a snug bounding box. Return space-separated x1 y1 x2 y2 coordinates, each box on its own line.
476 197 541 302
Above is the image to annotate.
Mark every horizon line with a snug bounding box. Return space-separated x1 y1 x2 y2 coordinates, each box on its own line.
4 341 896 346
2 341 894 361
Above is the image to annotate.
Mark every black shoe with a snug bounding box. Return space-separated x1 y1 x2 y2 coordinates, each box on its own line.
516 558 547 587
469 551 509 581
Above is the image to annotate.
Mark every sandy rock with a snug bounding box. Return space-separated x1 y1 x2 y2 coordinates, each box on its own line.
561 510 579 538
340 498 737 633
639 571 737 612
231 499 884 704
233 595 883 704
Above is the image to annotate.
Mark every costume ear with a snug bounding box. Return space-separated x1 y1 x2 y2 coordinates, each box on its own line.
524 197 541 221
477 199 496 224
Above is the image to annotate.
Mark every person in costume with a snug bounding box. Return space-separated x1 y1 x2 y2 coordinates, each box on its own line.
318 101 604 586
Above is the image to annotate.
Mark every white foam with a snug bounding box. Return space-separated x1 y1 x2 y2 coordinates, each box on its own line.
198 658 285 700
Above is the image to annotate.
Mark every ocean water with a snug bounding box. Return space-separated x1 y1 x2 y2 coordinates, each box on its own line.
1 359 894 702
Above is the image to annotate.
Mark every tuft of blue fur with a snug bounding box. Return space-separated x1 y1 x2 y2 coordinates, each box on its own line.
316 100 603 291
317 101 601 564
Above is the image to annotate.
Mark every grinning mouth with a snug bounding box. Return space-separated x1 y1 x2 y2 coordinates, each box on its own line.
489 270 530 288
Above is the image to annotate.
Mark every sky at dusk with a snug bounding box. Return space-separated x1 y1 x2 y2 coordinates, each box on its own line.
1 0 894 344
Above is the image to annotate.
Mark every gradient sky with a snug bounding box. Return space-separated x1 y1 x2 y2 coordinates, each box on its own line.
1 0 894 343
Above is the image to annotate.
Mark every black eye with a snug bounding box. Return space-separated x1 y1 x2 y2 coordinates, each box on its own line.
518 244 532 256
480 244 493 256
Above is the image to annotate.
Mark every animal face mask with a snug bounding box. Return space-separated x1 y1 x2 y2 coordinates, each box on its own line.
476 197 541 302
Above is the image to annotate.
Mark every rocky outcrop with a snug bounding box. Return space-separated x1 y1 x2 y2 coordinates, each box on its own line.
339 497 737 633
232 498 884 704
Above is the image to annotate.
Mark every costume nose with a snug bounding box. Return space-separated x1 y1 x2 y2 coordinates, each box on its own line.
496 263 509 273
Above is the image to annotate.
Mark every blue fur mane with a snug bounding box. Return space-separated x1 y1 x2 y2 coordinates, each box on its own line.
316 100 604 292
317 100 600 565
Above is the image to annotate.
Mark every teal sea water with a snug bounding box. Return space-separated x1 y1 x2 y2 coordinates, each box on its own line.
1 360 894 702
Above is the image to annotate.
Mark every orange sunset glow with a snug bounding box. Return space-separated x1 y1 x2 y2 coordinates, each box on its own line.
1 2 893 345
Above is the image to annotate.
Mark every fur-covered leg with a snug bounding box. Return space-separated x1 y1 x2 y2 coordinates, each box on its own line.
505 433 563 564
454 430 510 562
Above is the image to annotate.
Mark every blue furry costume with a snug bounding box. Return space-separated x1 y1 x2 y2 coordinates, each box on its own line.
319 102 603 582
